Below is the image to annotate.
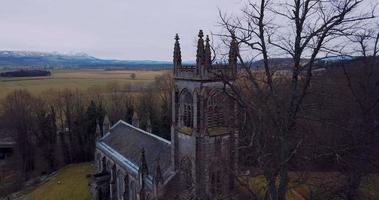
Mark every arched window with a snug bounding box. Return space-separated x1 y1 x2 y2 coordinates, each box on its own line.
95 153 101 172
117 171 124 199
101 157 106 172
196 92 201 131
180 89 193 128
214 137 222 156
211 172 216 194
207 93 225 128
210 170 222 195
179 157 193 189
111 165 117 198
216 170 222 194
124 175 129 200
175 89 179 124
130 181 136 200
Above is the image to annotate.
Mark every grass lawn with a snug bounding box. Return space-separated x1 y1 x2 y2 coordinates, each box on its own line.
28 163 94 200
0 69 166 99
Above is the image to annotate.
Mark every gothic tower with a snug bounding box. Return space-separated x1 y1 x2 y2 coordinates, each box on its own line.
171 30 239 199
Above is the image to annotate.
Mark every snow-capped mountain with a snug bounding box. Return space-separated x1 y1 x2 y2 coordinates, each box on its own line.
0 50 172 69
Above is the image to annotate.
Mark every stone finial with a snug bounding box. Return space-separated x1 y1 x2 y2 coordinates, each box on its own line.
204 35 212 69
154 158 163 185
95 123 101 139
173 33 182 68
146 117 152 133
152 158 163 198
132 112 140 128
196 30 205 68
138 148 148 200
228 33 239 76
198 30 204 38
103 115 110 135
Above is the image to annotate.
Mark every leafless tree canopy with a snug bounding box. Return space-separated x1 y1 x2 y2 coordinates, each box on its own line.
217 0 377 199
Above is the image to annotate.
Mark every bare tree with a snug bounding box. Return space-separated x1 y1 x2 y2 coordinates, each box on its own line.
218 0 374 199
104 82 132 123
327 22 379 199
1 90 36 179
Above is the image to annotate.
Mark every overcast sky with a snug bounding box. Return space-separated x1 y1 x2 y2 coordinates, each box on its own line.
0 0 243 61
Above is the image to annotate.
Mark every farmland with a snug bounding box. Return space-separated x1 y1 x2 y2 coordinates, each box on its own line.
0 69 167 99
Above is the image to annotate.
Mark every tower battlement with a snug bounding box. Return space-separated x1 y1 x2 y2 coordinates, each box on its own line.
173 30 238 81
174 64 234 80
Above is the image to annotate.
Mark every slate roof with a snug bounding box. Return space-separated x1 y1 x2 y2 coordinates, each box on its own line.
99 120 172 179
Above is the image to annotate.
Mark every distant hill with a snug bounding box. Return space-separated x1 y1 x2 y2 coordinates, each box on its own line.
250 58 314 70
251 56 354 70
0 51 172 70
0 51 357 71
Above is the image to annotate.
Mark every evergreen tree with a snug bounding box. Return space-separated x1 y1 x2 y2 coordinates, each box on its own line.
96 102 106 136
85 100 98 161
126 105 134 124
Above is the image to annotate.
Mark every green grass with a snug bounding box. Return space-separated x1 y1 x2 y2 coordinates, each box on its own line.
28 163 94 200
0 69 166 99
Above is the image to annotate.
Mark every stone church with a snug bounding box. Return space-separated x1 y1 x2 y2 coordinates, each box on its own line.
90 30 240 200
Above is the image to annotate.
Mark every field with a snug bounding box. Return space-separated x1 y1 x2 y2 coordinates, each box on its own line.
0 69 166 99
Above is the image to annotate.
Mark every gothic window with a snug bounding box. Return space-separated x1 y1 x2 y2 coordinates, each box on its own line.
210 170 222 195
117 171 124 199
124 175 129 200
180 89 193 128
215 137 222 156
184 104 193 127
229 173 234 191
98 189 103 200
101 157 106 172
96 153 100 172
106 160 112 172
216 170 222 195
207 93 225 128
175 89 179 124
197 93 201 131
130 181 136 200
179 157 193 189
211 173 216 194
111 165 117 198
111 165 116 183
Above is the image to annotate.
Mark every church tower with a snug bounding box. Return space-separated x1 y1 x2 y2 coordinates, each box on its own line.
171 30 239 199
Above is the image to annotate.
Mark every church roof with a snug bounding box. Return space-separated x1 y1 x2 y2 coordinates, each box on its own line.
98 120 172 179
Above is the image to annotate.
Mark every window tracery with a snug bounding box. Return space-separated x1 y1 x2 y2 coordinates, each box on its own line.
117 170 124 199
180 89 193 128
175 89 179 124
210 170 222 196
179 156 193 189
124 175 129 200
207 93 225 128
